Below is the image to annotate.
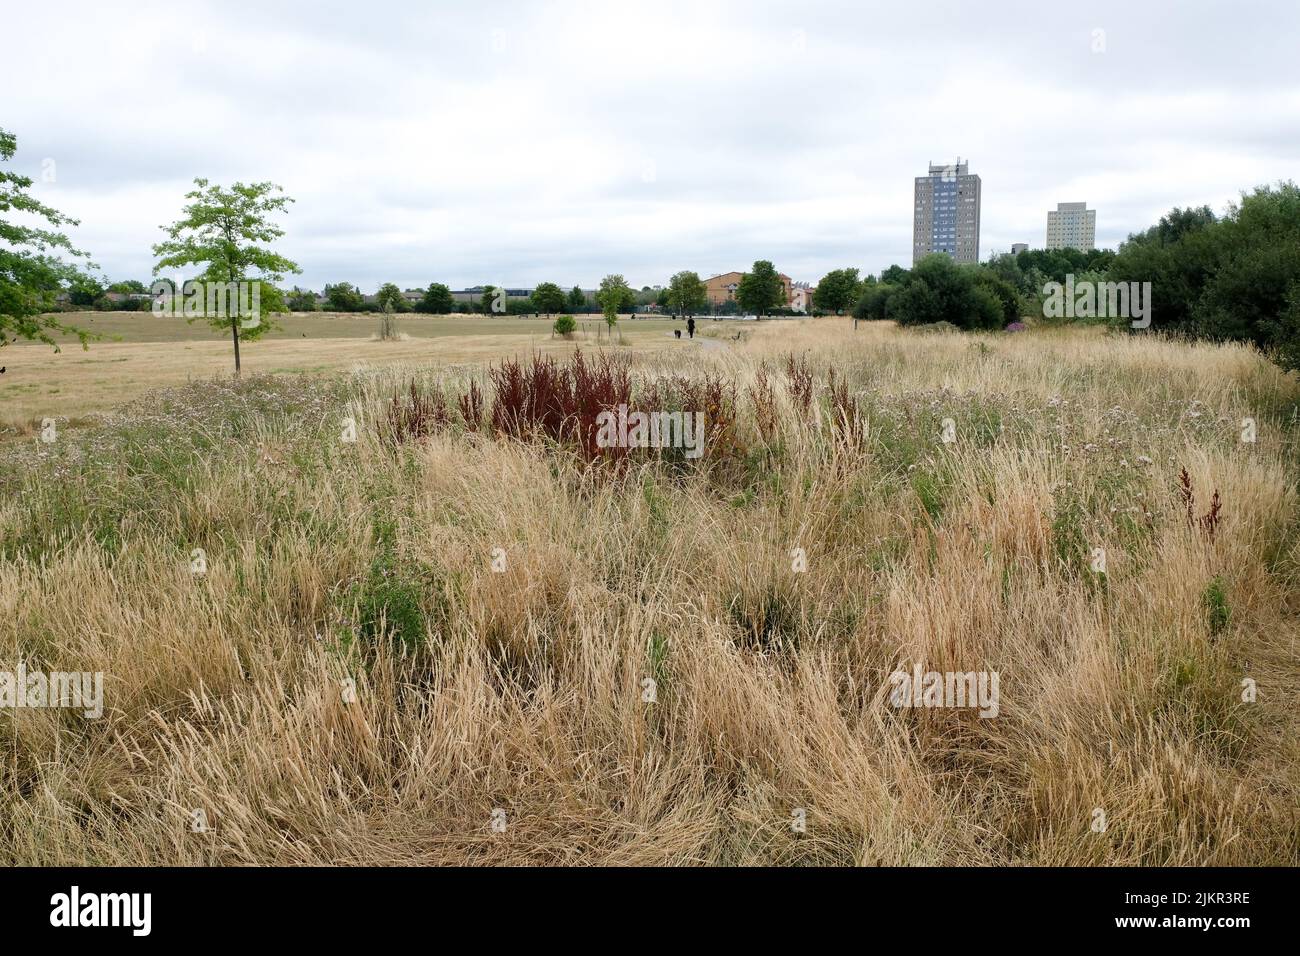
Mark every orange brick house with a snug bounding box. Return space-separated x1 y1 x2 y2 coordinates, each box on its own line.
704 270 794 308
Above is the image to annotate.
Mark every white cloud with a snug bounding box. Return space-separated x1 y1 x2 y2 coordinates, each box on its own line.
5 0 1298 290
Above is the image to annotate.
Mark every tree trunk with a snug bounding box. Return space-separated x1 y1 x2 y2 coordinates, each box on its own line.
231 314 241 376
227 254 241 376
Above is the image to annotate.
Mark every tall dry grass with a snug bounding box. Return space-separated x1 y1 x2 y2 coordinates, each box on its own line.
0 319 1296 865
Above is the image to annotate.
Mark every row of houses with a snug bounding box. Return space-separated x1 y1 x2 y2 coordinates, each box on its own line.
60 277 823 313
298 273 820 312
76 273 821 312
53 290 153 305
285 286 593 307
414 277 820 310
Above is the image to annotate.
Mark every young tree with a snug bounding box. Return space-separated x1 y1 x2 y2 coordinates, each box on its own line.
531 281 566 316
596 274 632 331
813 267 861 314
325 282 365 312
0 128 98 352
417 282 453 314
375 282 406 313
374 283 403 340
666 270 707 319
567 285 586 313
153 178 300 375
736 260 784 318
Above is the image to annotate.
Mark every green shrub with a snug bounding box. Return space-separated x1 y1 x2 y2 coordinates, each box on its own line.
727 585 801 651
1202 576 1231 638
1051 494 1089 576
553 314 576 336
890 255 1004 331
338 519 449 656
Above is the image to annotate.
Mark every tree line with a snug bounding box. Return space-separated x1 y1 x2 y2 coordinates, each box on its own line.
814 180 1300 373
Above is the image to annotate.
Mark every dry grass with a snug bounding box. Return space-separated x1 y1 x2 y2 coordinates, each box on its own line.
0 319 1297 865
0 311 682 425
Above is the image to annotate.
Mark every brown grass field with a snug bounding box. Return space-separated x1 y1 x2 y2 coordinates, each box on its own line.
0 315 1297 865
0 311 688 426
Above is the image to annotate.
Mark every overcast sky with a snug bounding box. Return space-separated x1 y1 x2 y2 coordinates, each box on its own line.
4 0 1298 291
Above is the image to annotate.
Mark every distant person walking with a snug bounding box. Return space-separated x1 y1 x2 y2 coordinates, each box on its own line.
687 317 696 339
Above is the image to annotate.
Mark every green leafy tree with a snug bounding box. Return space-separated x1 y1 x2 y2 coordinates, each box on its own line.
813 267 861 314
153 178 300 374
634 285 660 307
968 285 1006 330
260 284 288 314
567 285 586 313
287 287 317 311
1272 290 1300 372
854 282 899 321
375 282 406 313
325 282 365 312
531 281 566 315
1106 184 1300 369
98 285 148 311
417 282 453 314
1108 206 1219 335
480 285 506 314
880 264 911 286
971 269 1021 326
68 275 104 307
736 260 784 318
553 314 576 336
666 270 707 319
1010 247 1116 292
983 252 1025 291
0 128 98 351
889 254 1002 331
1193 183 1300 355
596 274 632 330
